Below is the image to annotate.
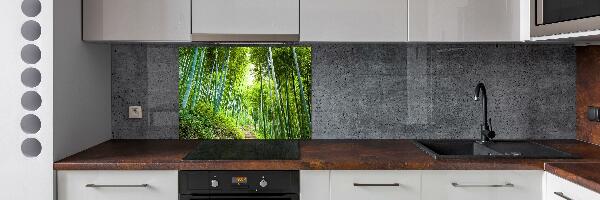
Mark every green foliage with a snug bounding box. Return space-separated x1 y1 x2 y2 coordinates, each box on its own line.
178 46 312 140
179 102 244 139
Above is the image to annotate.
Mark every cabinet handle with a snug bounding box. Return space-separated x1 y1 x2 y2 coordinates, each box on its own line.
451 182 514 188
353 183 400 187
85 184 149 188
553 192 573 200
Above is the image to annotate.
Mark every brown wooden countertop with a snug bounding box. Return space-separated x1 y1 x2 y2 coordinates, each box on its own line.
545 162 600 194
54 139 600 171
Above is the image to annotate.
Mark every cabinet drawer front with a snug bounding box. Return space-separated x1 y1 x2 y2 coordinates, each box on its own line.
330 170 420 200
300 171 330 200
545 173 600 200
57 170 178 200
422 170 542 200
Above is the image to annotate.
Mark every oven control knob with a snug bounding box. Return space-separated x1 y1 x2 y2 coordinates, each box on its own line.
210 180 219 188
259 179 268 188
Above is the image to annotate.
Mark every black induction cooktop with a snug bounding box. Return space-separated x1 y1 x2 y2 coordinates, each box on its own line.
183 140 300 160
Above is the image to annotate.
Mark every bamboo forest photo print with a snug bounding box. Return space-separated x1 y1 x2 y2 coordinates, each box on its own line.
178 47 312 139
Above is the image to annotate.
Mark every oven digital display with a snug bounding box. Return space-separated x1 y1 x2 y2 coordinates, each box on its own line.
232 176 248 185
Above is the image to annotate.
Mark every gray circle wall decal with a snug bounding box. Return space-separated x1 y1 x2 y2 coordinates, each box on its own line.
21 68 41 88
21 44 41 64
20 114 41 134
21 20 41 41
21 0 41 17
21 91 42 111
21 138 42 157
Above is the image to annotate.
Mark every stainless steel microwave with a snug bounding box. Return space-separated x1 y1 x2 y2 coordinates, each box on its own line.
532 0 600 37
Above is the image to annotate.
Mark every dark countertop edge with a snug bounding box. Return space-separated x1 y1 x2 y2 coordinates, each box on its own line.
52 139 596 171
52 139 600 191
54 161 546 171
545 162 600 194
53 162 305 169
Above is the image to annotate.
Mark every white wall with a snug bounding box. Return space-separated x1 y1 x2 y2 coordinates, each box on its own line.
53 0 112 161
0 0 53 199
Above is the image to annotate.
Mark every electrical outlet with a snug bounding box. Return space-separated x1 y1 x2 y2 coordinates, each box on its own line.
129 106 143 119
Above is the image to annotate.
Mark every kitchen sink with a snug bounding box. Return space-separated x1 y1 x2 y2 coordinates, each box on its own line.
413 140 577 159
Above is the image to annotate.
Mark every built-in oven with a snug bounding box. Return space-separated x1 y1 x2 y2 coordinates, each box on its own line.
179 171 299 200
532 0 600 37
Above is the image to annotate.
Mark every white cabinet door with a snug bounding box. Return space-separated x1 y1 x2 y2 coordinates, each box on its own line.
421 170 543 200
82 0 191 41
300 0 408 42
330 170 420 200
57 170 178 200
192 0 299 41
301 170 330 200
409 0 529 42
545 172 600 200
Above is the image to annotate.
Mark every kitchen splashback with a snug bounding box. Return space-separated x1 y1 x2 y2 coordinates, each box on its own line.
112 44 576 139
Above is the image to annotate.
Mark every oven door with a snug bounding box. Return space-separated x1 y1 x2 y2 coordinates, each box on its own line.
532 0 600 37
180 194 299 200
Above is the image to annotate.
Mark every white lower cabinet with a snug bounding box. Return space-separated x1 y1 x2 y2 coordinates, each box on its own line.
57 170 599 200
330 170 421 200
301 170 331 200
57 170 178 200
421 170 543 200
545 172 600 200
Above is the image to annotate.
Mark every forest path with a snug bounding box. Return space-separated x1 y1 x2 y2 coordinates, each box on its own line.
242 125 257 139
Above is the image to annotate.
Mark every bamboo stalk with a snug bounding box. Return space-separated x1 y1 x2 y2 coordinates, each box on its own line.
190 47 206 109
214 48 230 112
284 73 293 138
259 63 267 139
181 47 200 109
267 47 288 138
292 47 310 138
266 58 277 138
290 69 302 138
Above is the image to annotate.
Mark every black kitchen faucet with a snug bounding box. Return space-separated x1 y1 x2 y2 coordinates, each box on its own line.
474 82 495 143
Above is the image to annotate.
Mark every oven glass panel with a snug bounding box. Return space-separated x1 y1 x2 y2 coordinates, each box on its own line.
541 0 600 24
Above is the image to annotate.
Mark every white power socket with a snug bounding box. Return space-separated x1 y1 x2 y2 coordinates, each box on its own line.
128 106 143 119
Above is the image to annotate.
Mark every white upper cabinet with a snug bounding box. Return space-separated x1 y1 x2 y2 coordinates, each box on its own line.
82 0 191 41
191 0 300 41
409 0 530 42
300 0 408 42
81 0 532 42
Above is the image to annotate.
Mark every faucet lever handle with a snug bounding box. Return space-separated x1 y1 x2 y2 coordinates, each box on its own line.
488 118 496 140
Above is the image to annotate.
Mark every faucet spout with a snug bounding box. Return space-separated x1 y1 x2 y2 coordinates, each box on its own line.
474 83 495 142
